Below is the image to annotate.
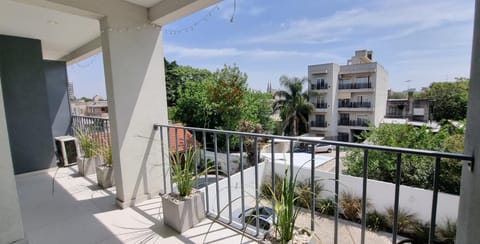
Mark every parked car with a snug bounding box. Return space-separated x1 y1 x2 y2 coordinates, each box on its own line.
234 206 273 230
293 143 333 153
314 143 333 153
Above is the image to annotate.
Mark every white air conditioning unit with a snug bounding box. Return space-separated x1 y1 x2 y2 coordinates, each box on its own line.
55 136 80 166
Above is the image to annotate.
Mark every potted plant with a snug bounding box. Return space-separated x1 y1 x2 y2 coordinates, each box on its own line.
95 146 114 188
75 128 99 176
264 167 314 244
161 147 206 233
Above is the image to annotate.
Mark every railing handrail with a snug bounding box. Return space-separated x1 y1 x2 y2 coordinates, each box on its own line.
72 115 109 120
153 123 473 161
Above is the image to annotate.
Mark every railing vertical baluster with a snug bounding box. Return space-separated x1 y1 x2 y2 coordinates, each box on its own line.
226 134 232 223
203 131 209 214
193 131 198 188
429 156 441 244
392 153 402 244
310 143 315 231
240 135 245 229
254 136 260 236
289 140 294 183
214 133 220 218
183 127 187 152
159 126 167 194
166 127 173 193
361 149 368 244
175 128 179 160
334 145 340 244
271 138 276 223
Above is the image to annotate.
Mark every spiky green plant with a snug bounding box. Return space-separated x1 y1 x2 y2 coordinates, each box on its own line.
386 207 419 234
99 146 113 167
436 219 456 244
270 167 303 243
170 147 200 197
75 128 99 158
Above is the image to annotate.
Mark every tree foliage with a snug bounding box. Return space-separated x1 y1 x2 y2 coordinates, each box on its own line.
344 122 464 194
417 78 469 121
173 64 273 133
164 59 213 106
273 75 315 136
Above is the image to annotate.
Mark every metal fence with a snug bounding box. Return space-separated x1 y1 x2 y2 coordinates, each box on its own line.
153 123 472 244
71 115 111 150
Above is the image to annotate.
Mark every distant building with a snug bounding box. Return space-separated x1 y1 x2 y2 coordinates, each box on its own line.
386 90 433 122
308 50 389 142
70 95 109 118
67 81 75 99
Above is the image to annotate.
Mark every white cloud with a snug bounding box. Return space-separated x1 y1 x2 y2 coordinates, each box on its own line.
247 0 473 44
163 44 344 61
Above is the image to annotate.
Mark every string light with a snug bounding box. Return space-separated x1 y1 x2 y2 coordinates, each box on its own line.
163 4 221 35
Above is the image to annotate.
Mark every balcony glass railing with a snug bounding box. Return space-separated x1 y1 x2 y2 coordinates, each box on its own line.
338 100 372 108
153 124 472 244
316 102 328 109
310 120 327 127
338 119 370 127
338 82 372 90
311 83 328 90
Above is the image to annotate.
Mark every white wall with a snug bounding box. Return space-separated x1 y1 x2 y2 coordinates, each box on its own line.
264 161 458 224
0 75 27 244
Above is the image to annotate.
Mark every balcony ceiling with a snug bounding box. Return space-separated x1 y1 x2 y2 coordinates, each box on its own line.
124 0 164 8
0 0 100 60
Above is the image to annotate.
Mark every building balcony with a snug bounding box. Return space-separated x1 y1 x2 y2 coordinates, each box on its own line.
338 101 372 109
338 119 370 127
310 83 329 90
310 120 328 128
315 102 328 109
338 82 372 90
12 120 474 244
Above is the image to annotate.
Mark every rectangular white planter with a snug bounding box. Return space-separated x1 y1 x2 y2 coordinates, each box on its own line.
162 191 206 233
78 156 97 176
95 165 114 188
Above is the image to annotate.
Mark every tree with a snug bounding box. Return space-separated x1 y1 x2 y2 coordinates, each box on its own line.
417 78 469 121
173 64 249 131
344 123 464 194
164 59 213 107
273 75 315 136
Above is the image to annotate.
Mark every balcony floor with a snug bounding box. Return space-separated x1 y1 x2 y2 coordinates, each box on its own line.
15 166 254 244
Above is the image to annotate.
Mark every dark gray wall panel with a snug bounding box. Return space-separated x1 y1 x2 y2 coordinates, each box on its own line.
0 35 55 174
44 60 72 138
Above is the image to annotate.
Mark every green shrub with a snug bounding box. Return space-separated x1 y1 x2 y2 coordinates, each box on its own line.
366 210 388 232
436 219 456 244
340 191 369 221
386 207 419 234
294 179 323 209
316 198 336 216
260 174 285 202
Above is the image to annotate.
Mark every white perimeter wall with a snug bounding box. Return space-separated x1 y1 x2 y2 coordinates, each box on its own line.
264 160 458 224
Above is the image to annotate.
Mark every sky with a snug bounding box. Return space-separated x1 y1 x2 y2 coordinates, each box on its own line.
67 0 475 98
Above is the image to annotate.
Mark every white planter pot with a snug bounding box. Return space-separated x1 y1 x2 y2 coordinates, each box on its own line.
95 165 114 188
78 156 98 176
161 190 206 233
263 229 315 244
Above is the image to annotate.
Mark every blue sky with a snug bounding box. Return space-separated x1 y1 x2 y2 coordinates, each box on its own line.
68 0 474 98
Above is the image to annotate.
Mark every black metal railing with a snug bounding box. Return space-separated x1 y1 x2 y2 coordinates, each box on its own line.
338 119 370 127
153 124 473 244
71 115 111 149
338 100 372 108
310 121 328 128
338 82 372 90
316 102 328 109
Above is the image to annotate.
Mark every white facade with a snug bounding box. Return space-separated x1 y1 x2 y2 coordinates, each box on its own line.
308 50 388 142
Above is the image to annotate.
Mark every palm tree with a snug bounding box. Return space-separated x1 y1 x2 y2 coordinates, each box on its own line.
273 75 315 136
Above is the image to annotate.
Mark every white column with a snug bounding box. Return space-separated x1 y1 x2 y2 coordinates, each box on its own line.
100 15 169 208
0 77 27 243
457 0 480 242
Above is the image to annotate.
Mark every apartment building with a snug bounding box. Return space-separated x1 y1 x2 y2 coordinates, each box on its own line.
308 50 389 142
